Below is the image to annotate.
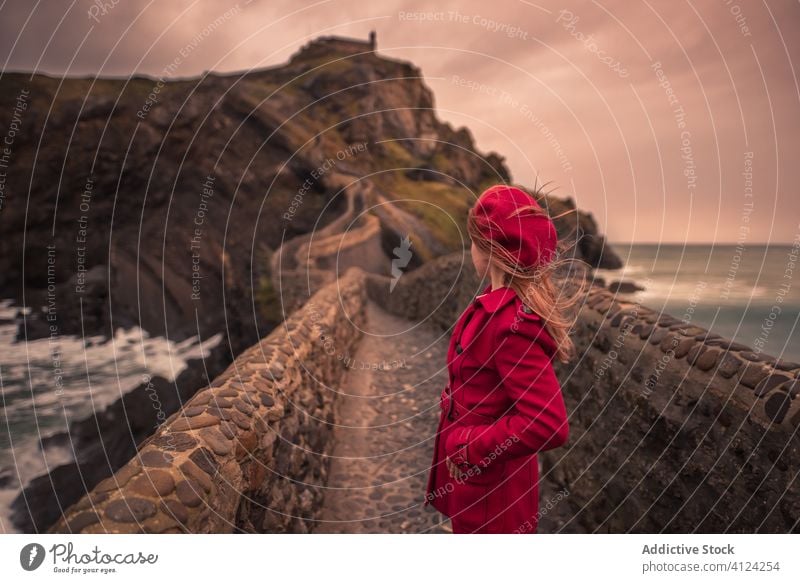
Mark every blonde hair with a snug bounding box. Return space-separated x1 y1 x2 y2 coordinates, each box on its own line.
466 186 588 363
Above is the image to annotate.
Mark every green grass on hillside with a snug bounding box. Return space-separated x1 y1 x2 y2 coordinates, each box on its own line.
376 173 473 252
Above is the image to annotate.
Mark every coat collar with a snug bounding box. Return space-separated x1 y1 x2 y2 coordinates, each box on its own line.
474 284 517 313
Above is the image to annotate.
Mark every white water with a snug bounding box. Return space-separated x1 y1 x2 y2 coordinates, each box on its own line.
0 299 222 533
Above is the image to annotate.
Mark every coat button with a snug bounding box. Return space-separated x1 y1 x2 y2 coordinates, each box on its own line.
521 304 533 314
456 343 463 354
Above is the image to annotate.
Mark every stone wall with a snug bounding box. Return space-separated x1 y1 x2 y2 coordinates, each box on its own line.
541 286 799 533
369 251 800 533
49 268 367 533
365 250 480 332
315 214 386 275
271 181 383 317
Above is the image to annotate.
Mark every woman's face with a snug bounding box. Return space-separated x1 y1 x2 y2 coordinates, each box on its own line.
470 240 489 277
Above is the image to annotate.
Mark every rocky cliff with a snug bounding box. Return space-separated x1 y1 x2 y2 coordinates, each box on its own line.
0 41 492 347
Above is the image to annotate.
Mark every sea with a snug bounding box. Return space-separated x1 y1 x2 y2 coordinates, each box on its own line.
0 300 221 533
596 243 800 363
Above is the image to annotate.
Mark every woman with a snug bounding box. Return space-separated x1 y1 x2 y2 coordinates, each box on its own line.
424 184 581 534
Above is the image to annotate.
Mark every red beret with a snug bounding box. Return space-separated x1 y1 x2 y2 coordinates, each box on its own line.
470 185 558 270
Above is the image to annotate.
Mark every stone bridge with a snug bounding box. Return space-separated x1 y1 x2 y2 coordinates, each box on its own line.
50 177 799 533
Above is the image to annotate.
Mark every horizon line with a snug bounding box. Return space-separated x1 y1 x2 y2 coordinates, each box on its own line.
608 241 797 246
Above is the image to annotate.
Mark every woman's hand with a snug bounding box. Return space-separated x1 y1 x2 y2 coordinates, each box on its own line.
446 456 465 480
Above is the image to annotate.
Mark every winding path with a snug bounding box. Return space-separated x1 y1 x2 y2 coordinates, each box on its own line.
270 175 453 532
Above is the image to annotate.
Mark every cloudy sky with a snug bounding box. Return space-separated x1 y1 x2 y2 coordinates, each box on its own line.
2 0 799 243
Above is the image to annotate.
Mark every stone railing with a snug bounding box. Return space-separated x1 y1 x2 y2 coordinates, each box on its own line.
365 250 477 331
313 213 385 274
540 286 799 533
49 267 367 533
271 181 379 316
369 251 800 533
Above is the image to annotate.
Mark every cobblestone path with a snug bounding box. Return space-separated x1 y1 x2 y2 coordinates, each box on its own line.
315 300 452 533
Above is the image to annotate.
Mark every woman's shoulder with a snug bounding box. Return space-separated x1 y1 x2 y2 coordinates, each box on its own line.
492 294 557 353
476 287 542 324
500 296 545 334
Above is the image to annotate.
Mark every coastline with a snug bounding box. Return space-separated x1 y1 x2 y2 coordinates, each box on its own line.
0 299 227 533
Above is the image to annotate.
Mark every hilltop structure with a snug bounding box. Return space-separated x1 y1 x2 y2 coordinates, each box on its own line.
291 31 377 62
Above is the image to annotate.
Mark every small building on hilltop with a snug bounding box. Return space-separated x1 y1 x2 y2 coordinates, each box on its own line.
291 32 377 63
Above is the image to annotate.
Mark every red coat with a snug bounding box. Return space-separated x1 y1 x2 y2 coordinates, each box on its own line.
424 284 569 533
